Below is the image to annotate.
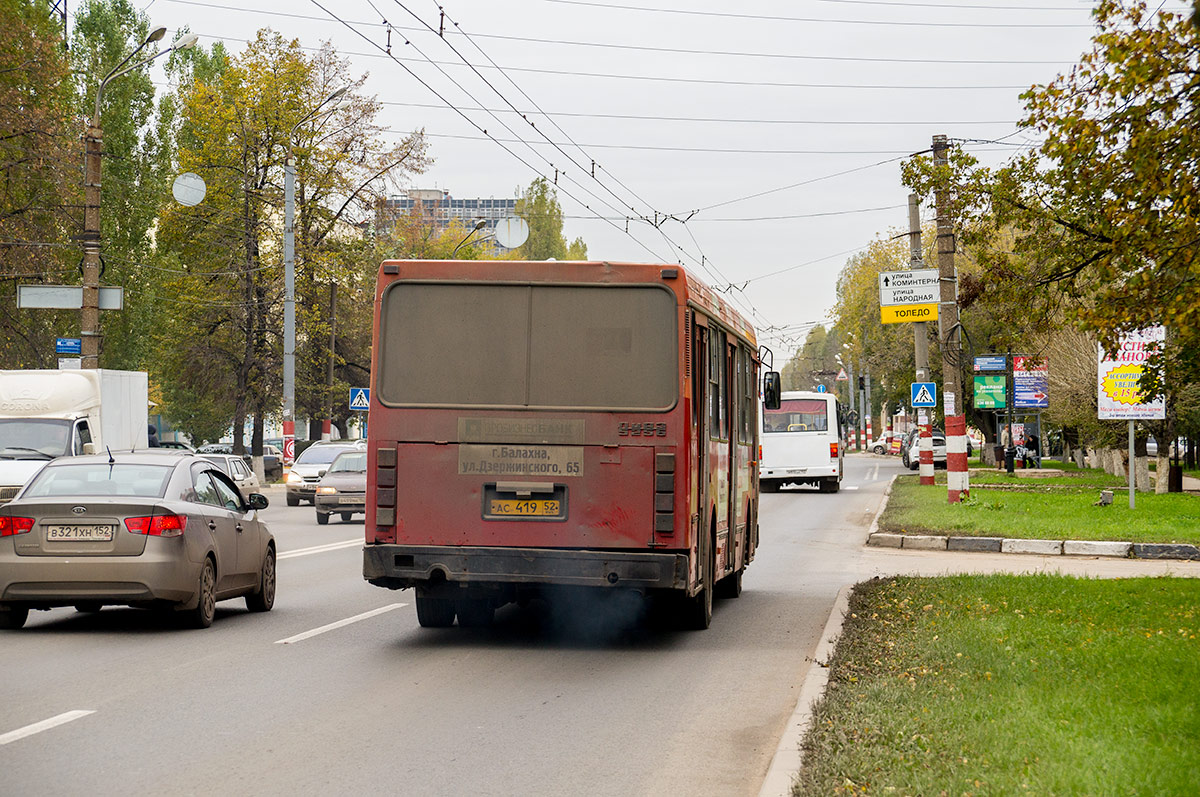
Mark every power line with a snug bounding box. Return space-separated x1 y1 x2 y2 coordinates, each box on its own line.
171 31 1037 91
537 0 1094 28
411 130 1024 156
157 0 1084 64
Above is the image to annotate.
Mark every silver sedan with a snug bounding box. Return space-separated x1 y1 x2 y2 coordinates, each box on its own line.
0 450 275 630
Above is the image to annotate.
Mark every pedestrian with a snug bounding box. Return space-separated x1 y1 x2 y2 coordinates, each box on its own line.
1022 432 1039 468
147 424 160 448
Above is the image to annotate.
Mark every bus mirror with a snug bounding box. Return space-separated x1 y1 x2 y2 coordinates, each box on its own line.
763 372 781 410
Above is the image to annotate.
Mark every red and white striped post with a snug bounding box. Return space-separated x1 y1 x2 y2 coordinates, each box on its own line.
866 413 873 447
946 414 970 501
919 413 935 485
321 419 332 441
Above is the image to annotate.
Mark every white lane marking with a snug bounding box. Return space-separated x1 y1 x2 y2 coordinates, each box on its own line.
843 485 860 490
278 539 361 559
275 603 407 645
0 710 95 746
870 464 880 481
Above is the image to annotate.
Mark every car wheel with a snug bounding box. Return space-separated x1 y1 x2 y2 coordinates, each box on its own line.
246 547 276 613
185 558 217 629
873 445 884 454
0 605 28 630
316 511 329 525
415 595 456 628
286 493 300 507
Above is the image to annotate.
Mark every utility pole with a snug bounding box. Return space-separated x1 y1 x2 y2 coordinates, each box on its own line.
933 135 969 502
324 281 336 441
81 125 102 369
909 193 934 485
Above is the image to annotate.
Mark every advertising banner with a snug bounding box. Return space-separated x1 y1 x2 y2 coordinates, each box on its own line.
973 375 1005 409
1098 326 1166 420
1013 356 1049 408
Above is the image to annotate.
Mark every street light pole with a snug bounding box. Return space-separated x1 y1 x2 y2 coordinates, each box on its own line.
80 28 196 369
283 87 349 465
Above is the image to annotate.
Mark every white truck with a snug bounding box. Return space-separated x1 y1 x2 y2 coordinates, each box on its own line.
0 369 149 504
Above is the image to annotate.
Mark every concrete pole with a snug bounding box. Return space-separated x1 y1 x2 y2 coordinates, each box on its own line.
283 157 296 466
933 135 969 502
81 125 103 369
324 281 336 441
909 194 934 485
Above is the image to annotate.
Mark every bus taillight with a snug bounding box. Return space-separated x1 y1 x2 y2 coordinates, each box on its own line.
829 442 839 459
654 451 675 535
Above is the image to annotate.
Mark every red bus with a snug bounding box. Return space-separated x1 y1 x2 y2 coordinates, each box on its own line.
362 260 781 630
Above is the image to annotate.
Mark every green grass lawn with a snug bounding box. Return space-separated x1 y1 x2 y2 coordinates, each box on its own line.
794 575 1200 796
881 477 1200 544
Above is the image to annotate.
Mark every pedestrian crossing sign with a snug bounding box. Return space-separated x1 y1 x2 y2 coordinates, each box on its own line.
349 387 370 411
911 382 937 408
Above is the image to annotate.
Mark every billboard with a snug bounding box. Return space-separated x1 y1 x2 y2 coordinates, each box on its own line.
1098 327 1165 420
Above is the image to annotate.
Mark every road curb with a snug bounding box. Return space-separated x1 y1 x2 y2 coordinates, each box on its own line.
866 533 1200 561
757 583 853 797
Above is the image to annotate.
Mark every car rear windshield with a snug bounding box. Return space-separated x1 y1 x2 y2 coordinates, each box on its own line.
378 282 678 410
24 463 173 498
328 452 367 472
763 399 828 433
296 445 356 466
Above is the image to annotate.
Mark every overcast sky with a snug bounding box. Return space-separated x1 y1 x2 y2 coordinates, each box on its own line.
120 0 1185 357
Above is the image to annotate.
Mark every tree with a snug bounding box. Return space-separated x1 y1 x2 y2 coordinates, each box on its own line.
902 1 1199 471
152 30 427 449
0 0 76 368
514 177 587 260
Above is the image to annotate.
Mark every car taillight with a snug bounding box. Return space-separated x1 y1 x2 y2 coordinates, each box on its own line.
124 513 187 538
0 516 34 536
830 442 839 459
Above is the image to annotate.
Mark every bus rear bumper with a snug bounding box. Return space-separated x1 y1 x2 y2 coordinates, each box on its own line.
363 544 689 591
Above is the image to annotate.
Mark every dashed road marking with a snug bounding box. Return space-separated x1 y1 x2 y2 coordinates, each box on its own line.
279 539 361 559
0 710 95 746
275 603 407 645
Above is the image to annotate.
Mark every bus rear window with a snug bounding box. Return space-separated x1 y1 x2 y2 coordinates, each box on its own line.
379 283 678 410
763 399 828 433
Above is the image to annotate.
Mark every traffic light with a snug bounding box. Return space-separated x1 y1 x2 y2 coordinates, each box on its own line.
858 376 865 390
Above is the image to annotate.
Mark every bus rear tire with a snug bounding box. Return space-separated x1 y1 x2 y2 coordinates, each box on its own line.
682 537 714 630
760 479 780 493
415 595 456 628
819 478 840 493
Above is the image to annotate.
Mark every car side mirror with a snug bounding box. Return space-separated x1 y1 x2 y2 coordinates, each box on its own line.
762 371 781 410
82 443 95 455
247 492 269 511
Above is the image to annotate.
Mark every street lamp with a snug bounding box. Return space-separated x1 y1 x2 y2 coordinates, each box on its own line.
81 29 196 368
451 219 488 256
283 87 350 464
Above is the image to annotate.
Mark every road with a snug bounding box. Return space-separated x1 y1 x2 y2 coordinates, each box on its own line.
6 455 1196 796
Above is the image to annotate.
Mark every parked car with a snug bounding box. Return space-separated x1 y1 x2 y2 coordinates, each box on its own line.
286 440 366 506
869 433 899 455
200 453 261 493
314 449 367 525
195 443 281 481
0 450 275 630
158 440 195 452
905 428 948 469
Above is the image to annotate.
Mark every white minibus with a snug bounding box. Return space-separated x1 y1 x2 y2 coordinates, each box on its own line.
759 390 845 493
